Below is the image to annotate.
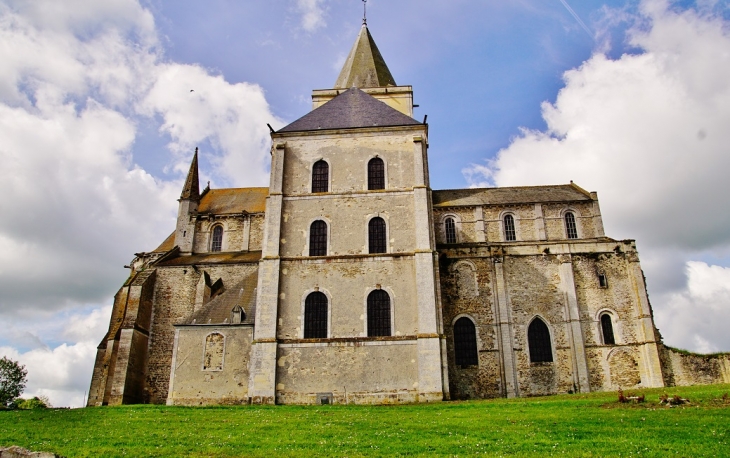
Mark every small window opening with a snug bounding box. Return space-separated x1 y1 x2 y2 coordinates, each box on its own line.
368 157 385 190
368 217 387 254
309 220 327 256
211 226 223 252
601 314 616 345
312 160 329 193
445 217 457 244
504 214 516 241
598 273 608 288
528 318 553 363
565 212 578 239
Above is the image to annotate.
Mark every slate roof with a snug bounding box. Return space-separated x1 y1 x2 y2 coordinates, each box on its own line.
180 271 258 326
432 184 593 207
180 148 200 200
197 187 268 215
278 88 421 133
334 25 396 89
156 251 262 266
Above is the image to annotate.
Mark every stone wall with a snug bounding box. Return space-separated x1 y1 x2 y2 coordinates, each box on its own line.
660 346 730 387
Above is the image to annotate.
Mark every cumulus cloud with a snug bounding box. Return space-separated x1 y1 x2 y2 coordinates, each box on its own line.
295 0 328 32
464 0 730 351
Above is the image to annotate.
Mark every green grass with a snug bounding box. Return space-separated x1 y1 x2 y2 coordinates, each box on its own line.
1 384 729 457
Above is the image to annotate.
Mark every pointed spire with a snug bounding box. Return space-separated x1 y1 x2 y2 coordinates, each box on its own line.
334 25 396 89
180 147 200 201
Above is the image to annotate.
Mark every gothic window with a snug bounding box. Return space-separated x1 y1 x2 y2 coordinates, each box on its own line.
445 217 457 244
312 160 329 193
565 211 578 239
504 214 516 241
309 220 328 256
454 317 478 366
367 289 391 337
368 217 387 254
203 333 224 370
528 318 553 363
368 157 385 190
601 314 616 345
211 225 223 252
304 292 328 339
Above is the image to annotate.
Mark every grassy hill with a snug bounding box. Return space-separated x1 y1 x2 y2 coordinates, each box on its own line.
1 384 729 457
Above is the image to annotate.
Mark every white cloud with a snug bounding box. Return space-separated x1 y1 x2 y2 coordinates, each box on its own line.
295 0 328 32
464 0 730 351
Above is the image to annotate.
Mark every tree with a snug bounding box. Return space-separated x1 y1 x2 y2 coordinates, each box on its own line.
0 356 27 407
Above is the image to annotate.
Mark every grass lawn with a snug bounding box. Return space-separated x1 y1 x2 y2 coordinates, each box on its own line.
1 384 729 457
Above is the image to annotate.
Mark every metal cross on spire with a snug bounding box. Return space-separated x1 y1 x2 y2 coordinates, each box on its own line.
362 0 367 25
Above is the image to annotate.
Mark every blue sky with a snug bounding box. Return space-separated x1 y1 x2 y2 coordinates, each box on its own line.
1 0 730 407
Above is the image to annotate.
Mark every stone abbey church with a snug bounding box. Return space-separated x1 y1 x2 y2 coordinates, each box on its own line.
88 25 721 407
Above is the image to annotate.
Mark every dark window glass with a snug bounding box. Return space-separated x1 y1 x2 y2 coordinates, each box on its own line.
454 317 478 366
309 220 327 256
565 212 578 239
598 274 608 288
445 217 457 244
312 160 329 193
369 217 387 254
304 292 328 338
367 290 391 337
211 226 223 252
368 158 385 190
528 318 553 363
601 314 616 345
504 214 516 241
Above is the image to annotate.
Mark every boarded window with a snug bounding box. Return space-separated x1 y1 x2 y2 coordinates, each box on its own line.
368 157 385 190
367 289 391 337
601 314 616 345
528 318 553 363
454 317 478 366
368 217 387 254
312 160 329 193
304 292 328 338
455 263 478 298
211 226 223 252
203 333 224 370
309 220 327 256
565 212 578 239
504 214 516 241
445 217 457 244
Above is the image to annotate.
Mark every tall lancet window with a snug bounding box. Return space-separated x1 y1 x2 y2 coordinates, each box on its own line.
309 220 328 256
367 289 391 337
445 217 457 244
368 157 385 190
601 314 616 345
503 214 516 241
528 318 553 363
211 226 223 252
368 217 387 254
304 292 328 339
312 160 329 193
454 317 478 367
565 212 578 239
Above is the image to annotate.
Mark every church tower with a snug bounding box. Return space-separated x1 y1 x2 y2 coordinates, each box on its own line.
247 24 448 404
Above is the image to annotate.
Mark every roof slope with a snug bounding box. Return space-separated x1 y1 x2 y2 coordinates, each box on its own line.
432 184 593 207
279 88 420 133
334 25 396 89
198 187 268 214
180 148 200 200
181 271 258 325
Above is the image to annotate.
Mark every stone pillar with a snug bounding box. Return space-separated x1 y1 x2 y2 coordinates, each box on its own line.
627 252 664 388
558 255 590 393
474 206 486 243
242 215 251 251
166 328 181 405
534 204 546 241
493 258 519 397
590 192 605 238
248 142 285 404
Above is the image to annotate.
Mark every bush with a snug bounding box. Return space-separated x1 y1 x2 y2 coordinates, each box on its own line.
0 356 27 407
16 396 50 410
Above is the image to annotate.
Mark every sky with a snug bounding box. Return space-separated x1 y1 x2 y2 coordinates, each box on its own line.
1 0 729 407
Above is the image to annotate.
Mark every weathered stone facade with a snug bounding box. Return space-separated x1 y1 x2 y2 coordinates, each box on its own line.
87 24 726 407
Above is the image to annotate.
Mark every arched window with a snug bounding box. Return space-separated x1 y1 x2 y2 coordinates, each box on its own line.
528 318 553 363
368 217 387 254
368 157 385 190
304 292 328 338
454 317 478 366
367 290 391 337
211 225 223 252
445 217 457 244
309 220 327 256
203 333 225 370
312 160 329 193
503 214 516 241
565 212 578 239
601 314 616 345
